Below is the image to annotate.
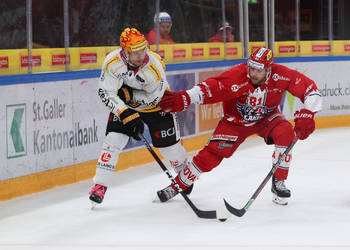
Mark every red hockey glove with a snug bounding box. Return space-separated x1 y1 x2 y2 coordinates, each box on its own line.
159 90 191 113
294 109 315 140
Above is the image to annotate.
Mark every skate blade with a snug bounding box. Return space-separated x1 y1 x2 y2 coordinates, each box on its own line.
272 194 288 205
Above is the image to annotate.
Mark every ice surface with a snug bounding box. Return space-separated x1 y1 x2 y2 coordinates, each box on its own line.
0 127 349 250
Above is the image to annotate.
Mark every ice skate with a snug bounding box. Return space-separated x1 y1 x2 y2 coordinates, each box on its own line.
156 185 178 203
89 184 107 208
155 183 194 203
271 176 290 205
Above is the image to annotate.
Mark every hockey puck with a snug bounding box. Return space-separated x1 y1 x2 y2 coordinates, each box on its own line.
218 218 227 222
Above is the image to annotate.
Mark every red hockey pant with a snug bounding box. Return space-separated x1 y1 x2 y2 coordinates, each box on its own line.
193 113 295 180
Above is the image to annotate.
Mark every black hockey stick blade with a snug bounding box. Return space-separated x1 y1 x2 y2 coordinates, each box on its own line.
223 140 297 217
140 134 228 221
223 198 247 217
180 192 217 219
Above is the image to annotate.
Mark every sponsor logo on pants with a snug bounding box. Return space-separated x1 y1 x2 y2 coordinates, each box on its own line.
155 127 175 138
101 152 111 162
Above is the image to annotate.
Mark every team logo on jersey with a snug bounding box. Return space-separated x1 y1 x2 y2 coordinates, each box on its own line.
237 88 274 122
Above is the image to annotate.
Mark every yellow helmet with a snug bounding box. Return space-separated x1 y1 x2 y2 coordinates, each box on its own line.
120 28 148 52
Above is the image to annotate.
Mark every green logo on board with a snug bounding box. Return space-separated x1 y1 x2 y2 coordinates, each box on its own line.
6 104 27 159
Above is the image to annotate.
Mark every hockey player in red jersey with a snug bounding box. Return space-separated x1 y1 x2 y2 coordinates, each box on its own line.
157 47 322 205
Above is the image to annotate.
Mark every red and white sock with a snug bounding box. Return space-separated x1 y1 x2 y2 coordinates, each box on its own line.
272 145 292 180
173 161 202 191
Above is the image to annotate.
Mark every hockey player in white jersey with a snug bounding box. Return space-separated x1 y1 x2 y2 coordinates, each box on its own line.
89 28 190 205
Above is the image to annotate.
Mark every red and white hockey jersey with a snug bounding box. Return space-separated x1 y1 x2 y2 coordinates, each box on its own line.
188 63 322 126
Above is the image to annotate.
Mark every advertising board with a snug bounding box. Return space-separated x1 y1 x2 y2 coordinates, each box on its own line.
1 58 349 186
0 78 106 180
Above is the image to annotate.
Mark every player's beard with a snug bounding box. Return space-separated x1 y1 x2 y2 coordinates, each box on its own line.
251 76 265 87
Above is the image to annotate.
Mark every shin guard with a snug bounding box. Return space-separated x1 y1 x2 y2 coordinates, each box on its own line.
273 145 292 180
158 142 187 174
175 161 202 190
269 122 294 180
94 132 129 186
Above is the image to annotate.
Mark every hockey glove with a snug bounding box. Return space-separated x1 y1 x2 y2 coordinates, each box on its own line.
294 109 315 140
119 109 144 141
117 85 133 104
159 90 191 113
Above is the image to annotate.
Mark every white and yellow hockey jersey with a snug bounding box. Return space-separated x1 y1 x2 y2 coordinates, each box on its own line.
98 48 168 117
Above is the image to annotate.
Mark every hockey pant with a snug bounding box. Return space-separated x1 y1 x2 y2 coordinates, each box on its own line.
94 110 187 186
174 112 295 191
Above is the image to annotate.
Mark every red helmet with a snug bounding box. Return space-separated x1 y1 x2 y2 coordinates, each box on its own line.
120 28 147 52
248 47 274 69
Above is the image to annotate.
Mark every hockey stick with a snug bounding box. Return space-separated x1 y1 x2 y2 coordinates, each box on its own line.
140 134 229 221
224 140 297 217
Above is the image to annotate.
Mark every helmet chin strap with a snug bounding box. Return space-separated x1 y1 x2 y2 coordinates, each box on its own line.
260 67 272 86
265 66 272 81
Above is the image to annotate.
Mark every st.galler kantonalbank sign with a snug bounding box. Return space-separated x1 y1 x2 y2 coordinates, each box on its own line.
6 104 27 159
